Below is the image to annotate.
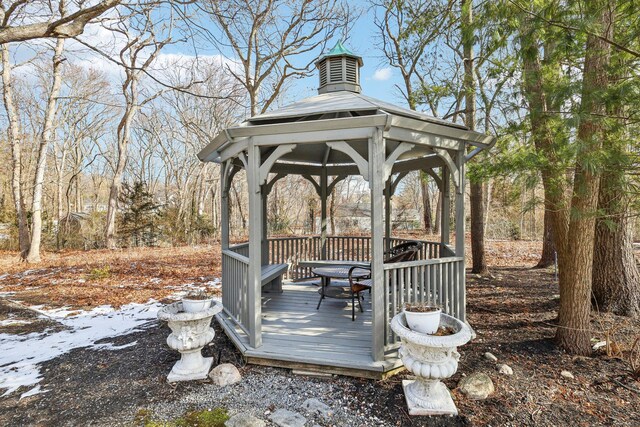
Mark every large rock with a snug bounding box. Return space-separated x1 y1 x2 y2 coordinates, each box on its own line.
301 398 332 418
458 372 495 400
269 409 306 427
225 413 266 427
209 363 242 386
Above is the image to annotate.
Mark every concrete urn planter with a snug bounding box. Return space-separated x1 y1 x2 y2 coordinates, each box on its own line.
390 312 472 416
158 301 222 382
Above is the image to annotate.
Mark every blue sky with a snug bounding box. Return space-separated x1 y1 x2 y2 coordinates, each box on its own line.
158 2 409 111
287 5 408 107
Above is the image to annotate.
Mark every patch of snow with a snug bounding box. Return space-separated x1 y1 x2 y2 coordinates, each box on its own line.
0 291 16 298
0 274 8 281
94 340 138 351
19 384 48 400
203 278 222 288
0 319 32 326
149 278 162 284
0 301 161 396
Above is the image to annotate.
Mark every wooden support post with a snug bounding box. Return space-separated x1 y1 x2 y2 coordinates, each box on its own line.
454 150 466 321
370 127 385 362
246 140 262 348
441 166 451 247
261 185 269 265
221 161 230 251
320 169 328 260
385 179 392 253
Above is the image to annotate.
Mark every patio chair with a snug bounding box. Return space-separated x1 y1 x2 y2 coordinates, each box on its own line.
385 240 423 260
347 244 422 321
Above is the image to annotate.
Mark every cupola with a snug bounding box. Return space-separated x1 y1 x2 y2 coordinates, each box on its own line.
315 41 363 94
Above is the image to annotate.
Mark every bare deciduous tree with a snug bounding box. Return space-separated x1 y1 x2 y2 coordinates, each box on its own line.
103 5 173 249
0 0 121 44
0 43 28 258
200 0 353 115
26 37 66 262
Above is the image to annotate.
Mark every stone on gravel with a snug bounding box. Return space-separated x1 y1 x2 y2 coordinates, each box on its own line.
209 363 242 386
269 409 306 427
497 364 513 375
484 352 498 362
458 372 495 400
561 370 574 379
301 398 332 418
225 413 266 427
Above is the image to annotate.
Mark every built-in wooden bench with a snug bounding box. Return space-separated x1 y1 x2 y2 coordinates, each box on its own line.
261 263 289 293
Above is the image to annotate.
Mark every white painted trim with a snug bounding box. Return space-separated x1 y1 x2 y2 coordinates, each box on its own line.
326 141 369 181
433 148 460 192
301 174 321 195
259 144 297 186
384 142 414 182
424 168 443 190
254 127 373 146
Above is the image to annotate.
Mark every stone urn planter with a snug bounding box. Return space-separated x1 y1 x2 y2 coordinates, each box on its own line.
390 311 472 416
157 301 222 382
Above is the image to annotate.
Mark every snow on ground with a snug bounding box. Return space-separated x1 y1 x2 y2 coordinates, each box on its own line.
0 301 162 398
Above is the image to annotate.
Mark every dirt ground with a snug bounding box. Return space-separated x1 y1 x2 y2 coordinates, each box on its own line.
1 242 639 426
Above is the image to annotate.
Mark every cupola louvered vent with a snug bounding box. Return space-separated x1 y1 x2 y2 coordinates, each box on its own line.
315 41 363 94
319 61 327 87
329 58 343 82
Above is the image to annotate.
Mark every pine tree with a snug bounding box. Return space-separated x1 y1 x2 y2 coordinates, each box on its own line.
118 181 158 247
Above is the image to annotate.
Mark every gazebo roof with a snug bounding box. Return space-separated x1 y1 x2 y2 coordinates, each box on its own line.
198 41 494 172
197 90 486 165
247 91 466 129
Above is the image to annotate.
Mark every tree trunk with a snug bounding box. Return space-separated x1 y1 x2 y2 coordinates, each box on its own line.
592 173 640 317
1 44 29 259
105 76 139 249
27 37 65 263
535 208 556 268
55 149 68 250
462 0 487 274
420 172 432 233
556 1 613 355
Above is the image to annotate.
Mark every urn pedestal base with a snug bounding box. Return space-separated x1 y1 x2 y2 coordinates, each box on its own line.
158 301 222 383
167 352 214 382
391 312 472 417
402 380 457 416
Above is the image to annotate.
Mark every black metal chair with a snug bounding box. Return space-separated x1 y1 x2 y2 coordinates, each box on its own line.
346 244 422 321
385 241 423 260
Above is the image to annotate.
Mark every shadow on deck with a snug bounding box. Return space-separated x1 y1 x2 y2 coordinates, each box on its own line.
216 282 402 379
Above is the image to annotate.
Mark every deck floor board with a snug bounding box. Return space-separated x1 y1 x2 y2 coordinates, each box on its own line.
216 282 401 376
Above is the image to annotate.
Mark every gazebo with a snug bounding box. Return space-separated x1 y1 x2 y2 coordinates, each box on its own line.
198 42 494 378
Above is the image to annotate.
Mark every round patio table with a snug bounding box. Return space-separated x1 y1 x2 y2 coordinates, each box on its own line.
312 266 371 310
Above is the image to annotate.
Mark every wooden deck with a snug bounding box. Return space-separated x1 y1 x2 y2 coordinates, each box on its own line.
216 281 402 379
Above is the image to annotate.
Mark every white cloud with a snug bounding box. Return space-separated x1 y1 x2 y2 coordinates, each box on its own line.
372 68 392 81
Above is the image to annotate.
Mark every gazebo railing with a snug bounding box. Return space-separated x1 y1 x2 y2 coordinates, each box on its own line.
382 257 464 350
222 238 464 351
222 243 251 333
266 235 441 280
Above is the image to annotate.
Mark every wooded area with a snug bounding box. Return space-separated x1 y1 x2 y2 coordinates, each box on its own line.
0 0 639 357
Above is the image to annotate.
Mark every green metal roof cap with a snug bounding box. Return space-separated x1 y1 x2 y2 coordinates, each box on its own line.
316 40 363 65
327 40 354 56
